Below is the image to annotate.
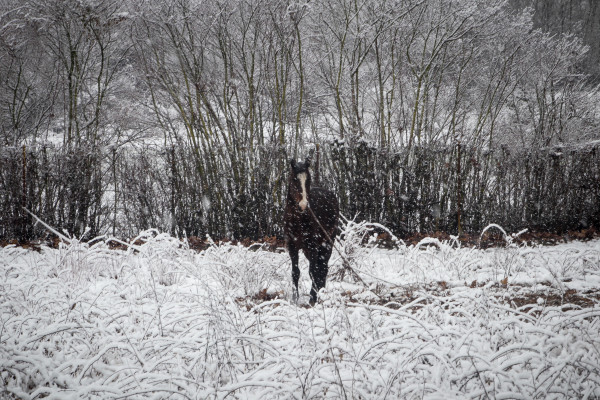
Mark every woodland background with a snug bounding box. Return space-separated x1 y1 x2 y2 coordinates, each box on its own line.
1 0 599 241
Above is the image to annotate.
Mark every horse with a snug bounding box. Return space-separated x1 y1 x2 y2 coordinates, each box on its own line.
284 154 339 305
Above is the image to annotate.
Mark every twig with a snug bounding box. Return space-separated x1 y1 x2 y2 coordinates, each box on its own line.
150 270 164 337
22 207 71 244
307 206 368 288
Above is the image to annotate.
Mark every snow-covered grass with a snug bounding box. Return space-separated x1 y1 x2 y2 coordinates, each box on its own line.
1 224 600 399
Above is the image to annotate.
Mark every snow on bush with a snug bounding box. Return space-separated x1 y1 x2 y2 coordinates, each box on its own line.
1 225 599 399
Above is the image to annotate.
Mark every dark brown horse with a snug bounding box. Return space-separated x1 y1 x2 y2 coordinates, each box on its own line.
284 154 339 305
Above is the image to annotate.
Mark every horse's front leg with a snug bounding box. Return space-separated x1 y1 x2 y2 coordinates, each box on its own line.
308 250 321 306
308 242 333 306
288 240 300 303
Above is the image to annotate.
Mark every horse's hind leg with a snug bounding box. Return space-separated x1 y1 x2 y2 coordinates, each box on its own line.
288 241 300 303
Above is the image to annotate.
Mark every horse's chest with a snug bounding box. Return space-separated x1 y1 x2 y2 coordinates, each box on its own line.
285 213 318 244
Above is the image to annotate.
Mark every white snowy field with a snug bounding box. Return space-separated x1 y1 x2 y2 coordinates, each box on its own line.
1 223 600 399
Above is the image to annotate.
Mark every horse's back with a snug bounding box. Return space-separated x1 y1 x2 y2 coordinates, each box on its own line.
310 187 339 234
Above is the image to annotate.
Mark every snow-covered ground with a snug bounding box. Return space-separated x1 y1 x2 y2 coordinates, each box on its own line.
1 224 599 399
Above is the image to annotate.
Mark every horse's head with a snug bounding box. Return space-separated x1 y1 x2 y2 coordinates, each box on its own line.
289 156 312 212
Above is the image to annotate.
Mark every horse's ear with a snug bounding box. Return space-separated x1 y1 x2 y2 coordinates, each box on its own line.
305 149 314 166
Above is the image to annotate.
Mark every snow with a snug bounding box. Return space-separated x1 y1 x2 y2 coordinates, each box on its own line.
1 227 599 399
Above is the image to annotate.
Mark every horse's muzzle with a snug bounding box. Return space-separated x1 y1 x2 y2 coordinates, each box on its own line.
299 199 308 211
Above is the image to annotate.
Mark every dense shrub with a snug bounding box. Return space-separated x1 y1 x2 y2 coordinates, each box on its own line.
2 142 598 241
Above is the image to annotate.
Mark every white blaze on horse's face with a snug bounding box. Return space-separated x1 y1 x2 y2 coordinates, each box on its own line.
297 172 308 211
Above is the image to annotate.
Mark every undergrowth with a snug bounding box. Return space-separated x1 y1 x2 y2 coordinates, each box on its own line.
1 221 599 399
